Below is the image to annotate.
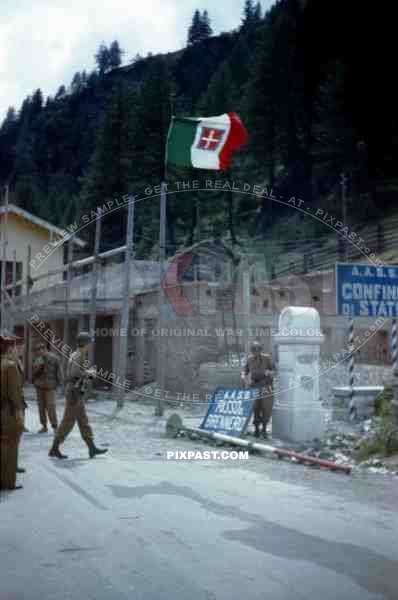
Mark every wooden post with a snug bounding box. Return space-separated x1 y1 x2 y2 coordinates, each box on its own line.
63 239 74 359
1 184 9 330
89 215 101 367
117 197 134 408
12 250 17 302
25 245 32 381
155 182 166 416
243 262 251 360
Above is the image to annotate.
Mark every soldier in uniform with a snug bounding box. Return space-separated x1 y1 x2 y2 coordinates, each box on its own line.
0 332 25 491
32 342 63 433
8 340 27 473
241 340 275 438
15 339 29 433
49 332 108 459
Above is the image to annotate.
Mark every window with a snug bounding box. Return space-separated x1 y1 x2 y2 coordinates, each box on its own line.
0 260 22 293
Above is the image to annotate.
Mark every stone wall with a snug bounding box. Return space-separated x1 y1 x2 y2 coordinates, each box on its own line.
319 363 393 406
123 281 394 401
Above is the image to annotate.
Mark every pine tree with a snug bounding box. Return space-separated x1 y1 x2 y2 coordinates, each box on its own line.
55 85 66 99
242 0 254 29
226 36 252 110
254 2 262 21
87 70 100 87
131 57 171 185
31 89 43 116
95 43 111 75
109 40 123 68
187 10 202 45
200 10 213 38
0 107 18 182
71 72 82 94
81 81 138 246
130 57 172 255
241 0 261 32
197 61 234 114
247 23 279 232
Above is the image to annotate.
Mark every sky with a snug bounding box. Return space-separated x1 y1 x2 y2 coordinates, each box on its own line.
0 0 273 121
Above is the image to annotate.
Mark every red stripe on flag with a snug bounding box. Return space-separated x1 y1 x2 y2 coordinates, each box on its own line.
219 112 248 170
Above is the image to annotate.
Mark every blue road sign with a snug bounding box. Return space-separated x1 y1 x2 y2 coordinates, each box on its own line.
335 262 398 317
200 387 255 437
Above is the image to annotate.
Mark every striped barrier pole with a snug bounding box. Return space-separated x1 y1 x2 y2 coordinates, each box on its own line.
348 313 356 419
165 414 351 474
392 318 398 372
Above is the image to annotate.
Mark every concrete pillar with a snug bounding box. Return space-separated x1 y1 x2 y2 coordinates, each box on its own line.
272 306 326 443
134 305 146 386
112 313 121 390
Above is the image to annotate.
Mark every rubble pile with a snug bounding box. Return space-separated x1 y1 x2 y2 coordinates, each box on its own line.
294 417 398 477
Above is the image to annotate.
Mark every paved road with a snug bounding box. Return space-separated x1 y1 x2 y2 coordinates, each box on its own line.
1 400 398 600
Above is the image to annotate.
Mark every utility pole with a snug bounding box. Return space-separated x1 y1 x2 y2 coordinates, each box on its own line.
89 215 102 367
155 181 167 416
1 184 9 331
25 245 32 381
194 197 200 281
340 171 348 261
117 197 134 409
63 238 74 358
242 258 251 359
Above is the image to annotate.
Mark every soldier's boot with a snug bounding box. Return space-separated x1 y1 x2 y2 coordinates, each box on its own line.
38 426 48 434
254 425 260 438
87 440 108 459
48 440 68 459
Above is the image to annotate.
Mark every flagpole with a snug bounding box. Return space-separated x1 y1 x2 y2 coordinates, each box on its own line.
155 99 174 416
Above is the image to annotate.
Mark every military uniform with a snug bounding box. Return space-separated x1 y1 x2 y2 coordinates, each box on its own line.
32 351 62 432
12 349 28 433
242 344 275 437
1 345 24 490
49 332 107 459
10 349 28 471
55 348 94 445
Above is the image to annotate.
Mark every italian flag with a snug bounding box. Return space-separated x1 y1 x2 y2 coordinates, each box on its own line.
166 112 248 171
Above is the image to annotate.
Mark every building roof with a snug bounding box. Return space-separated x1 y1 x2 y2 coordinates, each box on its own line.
0 203 86 248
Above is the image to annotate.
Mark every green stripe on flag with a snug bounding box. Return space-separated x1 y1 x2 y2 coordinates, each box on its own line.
166 117 198 168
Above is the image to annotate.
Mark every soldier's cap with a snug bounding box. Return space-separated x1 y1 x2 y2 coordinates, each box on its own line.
77 331 91 345
0 329 21 342
250 340 263 352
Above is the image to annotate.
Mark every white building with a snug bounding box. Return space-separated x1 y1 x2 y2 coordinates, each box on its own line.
0 203 86 293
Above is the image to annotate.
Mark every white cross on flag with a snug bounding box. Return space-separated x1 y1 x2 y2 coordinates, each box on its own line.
196 127 225 151
166 112 248 170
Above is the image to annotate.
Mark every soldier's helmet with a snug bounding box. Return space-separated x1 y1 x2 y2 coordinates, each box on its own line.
0 330 19 353
250 340 262 353
0 330 20 342
77 331 91 347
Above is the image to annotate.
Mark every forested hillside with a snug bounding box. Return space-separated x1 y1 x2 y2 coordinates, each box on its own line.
1 0 396 256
